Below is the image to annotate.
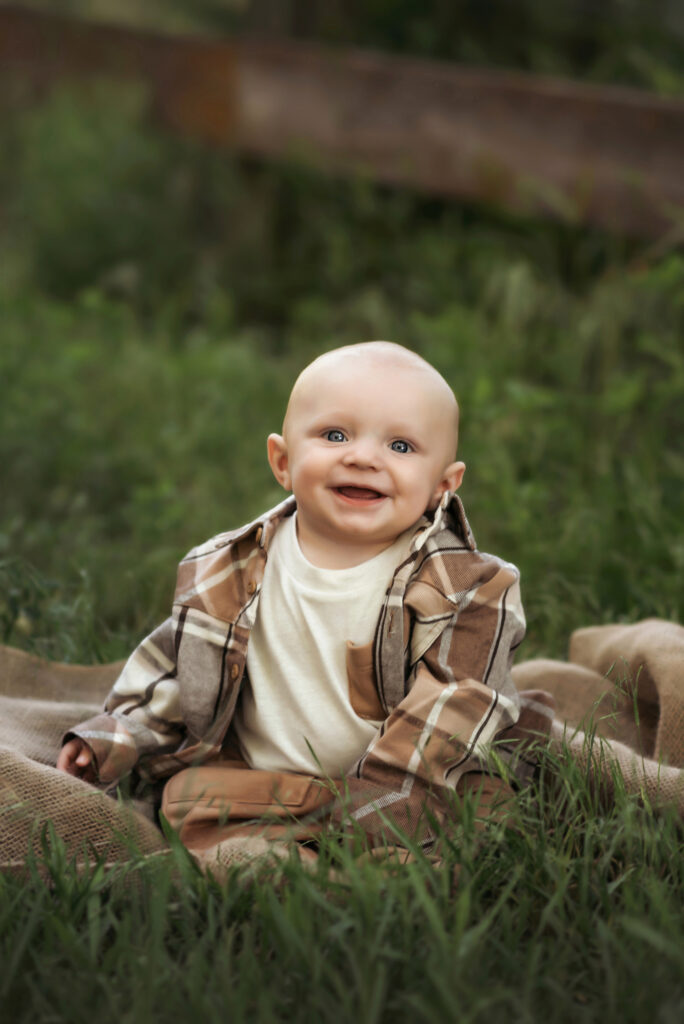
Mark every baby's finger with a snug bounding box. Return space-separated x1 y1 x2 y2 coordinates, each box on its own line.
56 739 80 772
76 747 93 767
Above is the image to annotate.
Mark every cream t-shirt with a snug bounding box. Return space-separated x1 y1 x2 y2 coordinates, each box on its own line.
233 513 414 776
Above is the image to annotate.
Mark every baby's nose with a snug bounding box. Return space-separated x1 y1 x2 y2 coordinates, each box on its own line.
342 438 382 467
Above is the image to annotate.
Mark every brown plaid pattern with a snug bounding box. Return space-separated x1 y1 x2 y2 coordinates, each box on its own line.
68 493 526 845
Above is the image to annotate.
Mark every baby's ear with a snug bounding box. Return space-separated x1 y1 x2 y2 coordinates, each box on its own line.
429 461 466 508
267 433 292 490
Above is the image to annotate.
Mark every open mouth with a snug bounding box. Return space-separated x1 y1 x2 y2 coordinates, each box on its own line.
333 486 386 501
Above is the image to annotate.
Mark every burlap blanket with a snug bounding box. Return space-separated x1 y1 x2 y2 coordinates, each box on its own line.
1 618 682 871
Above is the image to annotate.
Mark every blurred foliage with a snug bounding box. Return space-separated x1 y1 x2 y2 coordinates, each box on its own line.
14 0 684 93
1 86 682 662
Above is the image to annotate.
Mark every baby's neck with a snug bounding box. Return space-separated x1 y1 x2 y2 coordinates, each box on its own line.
297 535 393 570
294 519 409 570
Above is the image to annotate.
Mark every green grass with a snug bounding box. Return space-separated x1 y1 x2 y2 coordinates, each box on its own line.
0 85 683 1022
2 773 683 1023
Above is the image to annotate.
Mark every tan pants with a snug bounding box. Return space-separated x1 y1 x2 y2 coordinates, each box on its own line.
161 760 337 851
161 754 519 856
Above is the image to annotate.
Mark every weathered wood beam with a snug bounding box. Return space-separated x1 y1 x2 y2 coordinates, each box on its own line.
1 6 683 238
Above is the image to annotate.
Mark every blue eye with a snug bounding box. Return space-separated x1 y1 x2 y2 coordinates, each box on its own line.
325 430 347 443
390 439 412 453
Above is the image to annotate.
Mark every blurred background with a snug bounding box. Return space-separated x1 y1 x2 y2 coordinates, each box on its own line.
1 0 682 662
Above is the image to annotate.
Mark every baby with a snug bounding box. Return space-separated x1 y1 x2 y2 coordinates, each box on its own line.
58 341 525 853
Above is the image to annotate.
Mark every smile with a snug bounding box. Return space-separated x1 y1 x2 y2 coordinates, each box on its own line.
332 486 386 503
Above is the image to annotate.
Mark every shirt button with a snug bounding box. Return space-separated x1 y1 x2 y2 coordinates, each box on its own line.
230 664 240 680
247 580 257 594
255 527 263 544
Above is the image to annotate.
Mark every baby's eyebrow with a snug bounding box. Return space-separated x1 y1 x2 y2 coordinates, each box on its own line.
308 413 423 441
308 410 344 422
311 418 349 431
385 425 422 441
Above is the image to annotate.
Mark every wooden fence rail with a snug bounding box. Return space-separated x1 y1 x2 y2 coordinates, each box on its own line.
1 5 683 238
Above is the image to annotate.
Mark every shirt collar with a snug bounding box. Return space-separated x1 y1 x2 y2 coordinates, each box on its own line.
220 494 296 554
408 491 476 553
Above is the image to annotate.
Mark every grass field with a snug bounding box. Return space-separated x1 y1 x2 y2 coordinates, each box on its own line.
0 82 683 1022
2 771 683 1022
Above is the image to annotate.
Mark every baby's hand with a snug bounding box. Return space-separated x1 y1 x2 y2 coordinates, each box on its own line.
57 738 97 783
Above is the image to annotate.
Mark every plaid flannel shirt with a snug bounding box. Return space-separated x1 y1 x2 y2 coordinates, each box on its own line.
69 492 525 842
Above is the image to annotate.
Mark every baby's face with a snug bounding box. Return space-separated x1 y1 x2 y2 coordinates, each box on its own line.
268 353 464 567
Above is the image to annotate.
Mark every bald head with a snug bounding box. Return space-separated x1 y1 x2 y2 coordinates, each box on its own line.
284 342 460 458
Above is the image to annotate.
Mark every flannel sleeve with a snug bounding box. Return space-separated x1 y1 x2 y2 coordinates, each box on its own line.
64 617 186 784
341 559 525 846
